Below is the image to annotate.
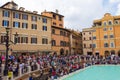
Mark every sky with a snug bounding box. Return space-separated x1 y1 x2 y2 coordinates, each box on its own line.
0 0 120 31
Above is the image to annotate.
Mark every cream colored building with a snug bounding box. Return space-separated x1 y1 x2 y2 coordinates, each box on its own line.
0 1 52 54
82 28 93 55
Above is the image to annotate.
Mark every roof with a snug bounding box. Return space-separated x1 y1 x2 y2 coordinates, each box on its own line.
42 11 64 17
52 26 70 32
0 7 52 19
1 1 18 8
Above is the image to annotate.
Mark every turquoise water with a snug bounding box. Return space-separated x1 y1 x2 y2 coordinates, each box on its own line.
63 65 120 80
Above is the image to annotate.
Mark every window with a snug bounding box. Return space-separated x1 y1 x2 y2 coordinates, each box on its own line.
84 44 86 48
13 22 20 28
3 11 10 17
108 21 112 25
103 28 107 31
90 44 92 48
42 18 47 23
22 23 28 29
104 35 108 39
21 36 28 43
114 20 119 24
52 40 56 46
31 37 37 44
2 20 9 27
63 41 66 46
42 26 47 31
110 42 114 48
53 14 56 19
103 22 107 26
104 43 109 47
89 37 91 40
53 22 56 25
13 12 21 19
22 14 28 20
14 36 20 43
1 35 6 43
93 36 96 40
63 32 66 36
31 24 37 30
59 16 62 21
84 37 86 40
52 29 55 34
109 27 113 30
31 16 37 21
110 34 114 38
42 38 48 44
60 31 63 35
92 44 96 48
59 24 62 26
60 41 64 46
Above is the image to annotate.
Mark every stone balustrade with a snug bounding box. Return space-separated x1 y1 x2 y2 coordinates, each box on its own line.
2 63 49 80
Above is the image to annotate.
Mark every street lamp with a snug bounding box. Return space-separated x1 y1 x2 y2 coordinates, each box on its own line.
4 27 10 76
3 27 18 76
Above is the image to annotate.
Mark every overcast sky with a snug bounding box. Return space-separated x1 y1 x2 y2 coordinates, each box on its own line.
0 0 120 31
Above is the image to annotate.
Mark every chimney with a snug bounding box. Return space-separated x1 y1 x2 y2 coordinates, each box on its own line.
33 11 38 14
56 9 58 13
19 7 25 11
44 9 46 12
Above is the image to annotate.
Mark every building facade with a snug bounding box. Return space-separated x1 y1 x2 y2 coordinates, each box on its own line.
82 28 93 55
70 30 83 54
92 13 120 56
0 1 52 54
41 10 71 55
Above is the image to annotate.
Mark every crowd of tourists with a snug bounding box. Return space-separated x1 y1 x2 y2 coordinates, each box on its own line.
0 53 120 80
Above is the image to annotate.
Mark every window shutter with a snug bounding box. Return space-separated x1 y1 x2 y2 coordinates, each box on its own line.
13 22 15 27
26 23 28 29
22 23 23 28
8 11 10 17
36 25 37 29
2 11 4 17
26 37 28 43
21 37 23 43
36 38 37 44
18 37 20 43
19 13 21 19
18 22 20 28
7 21 9 26
2 20 4 26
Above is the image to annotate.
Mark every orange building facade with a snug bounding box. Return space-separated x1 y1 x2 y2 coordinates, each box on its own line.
41 10 71 55
92 13 120 56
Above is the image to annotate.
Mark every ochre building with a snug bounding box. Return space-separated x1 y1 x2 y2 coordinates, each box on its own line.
92 13 120 56
42 10 70 55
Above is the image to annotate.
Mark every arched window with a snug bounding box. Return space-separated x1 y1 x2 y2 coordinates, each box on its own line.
108 21 112 25
104 43 109 47
103 22 107 26
114 20 119 24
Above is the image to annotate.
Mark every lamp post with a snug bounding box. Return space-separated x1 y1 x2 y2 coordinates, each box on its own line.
4 27 10 76
3 27 18 76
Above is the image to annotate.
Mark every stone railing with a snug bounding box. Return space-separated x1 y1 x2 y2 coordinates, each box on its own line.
2 63 50 80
